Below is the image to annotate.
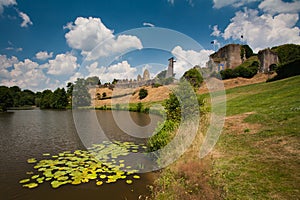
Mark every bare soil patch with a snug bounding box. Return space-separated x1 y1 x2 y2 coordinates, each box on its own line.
224 112 262 135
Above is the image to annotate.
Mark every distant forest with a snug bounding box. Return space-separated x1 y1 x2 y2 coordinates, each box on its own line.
0 76 100 112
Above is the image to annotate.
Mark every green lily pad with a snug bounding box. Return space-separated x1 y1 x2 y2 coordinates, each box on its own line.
36 177 45 184
126 180 133 184
19 179 30 184
96 180 103 185
43 153 50 156
133 175 140 179
27 158 37 164
51 180 69 189
31 175 39 179
23 182 38 189
57 176 69 181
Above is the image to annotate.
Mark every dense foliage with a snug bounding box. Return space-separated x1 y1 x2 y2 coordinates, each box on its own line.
72 78 91 107
272 44 300 64
147 81 204 151
138 88 148 100
181 67 203 90
268 58 300 82
220 59 259 79
241 45 254 59
0 77 94 111
0 86 14 111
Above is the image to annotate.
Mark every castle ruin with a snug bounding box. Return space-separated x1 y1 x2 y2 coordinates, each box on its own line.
258 48 279 73
166 57 175 78
207 44 244 71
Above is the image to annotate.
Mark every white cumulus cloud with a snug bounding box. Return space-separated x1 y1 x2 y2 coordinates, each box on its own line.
45 53 78 76
0 0 16 14
35 51 53 60
18 11 33 27
221 8 300 52
259 0 300 15
0 54 18 68
0 58 50 90
171 46 214 78
86 60 137 83
64 17 143 60
211 25 221 37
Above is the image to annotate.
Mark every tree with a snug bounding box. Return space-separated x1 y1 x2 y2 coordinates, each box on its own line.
0 86 13 111
86 76 100 86
9 86 21 107
242 45 254 59
19 89 35 106
40 90 53 109
66 82 74 107
181 67 203 90
51 88 68 109
112 79 119 85
138 88 148 100
72 78 91 107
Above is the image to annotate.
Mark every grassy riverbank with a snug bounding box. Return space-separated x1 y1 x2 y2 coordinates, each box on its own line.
149 75 300 199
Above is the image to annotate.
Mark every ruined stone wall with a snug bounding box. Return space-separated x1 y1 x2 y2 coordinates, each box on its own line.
258 48 279 73
210 44 243 70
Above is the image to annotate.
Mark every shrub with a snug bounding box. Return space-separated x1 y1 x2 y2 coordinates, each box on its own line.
181 67 203 90
268 58 300 81
220 60 258 80
138 88 148 100
147 120 178 151
137 102 143 112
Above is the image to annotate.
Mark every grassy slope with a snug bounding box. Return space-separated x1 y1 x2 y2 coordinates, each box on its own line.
212 75 300 199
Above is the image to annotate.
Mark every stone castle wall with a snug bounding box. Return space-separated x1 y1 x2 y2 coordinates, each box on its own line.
258 48 278 73
209 44 243 70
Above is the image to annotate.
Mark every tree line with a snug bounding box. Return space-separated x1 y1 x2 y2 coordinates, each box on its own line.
0 77 98 112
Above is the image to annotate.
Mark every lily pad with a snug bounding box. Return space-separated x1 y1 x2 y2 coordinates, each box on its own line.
23 182 38 189
51 180 69 189
27 158 37 164
96 181 103 186
19 179 30 184
31 175 39 179
133 175 140 179
126 180 133 184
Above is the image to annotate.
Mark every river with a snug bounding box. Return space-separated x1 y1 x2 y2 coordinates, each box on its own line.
0 109 162 200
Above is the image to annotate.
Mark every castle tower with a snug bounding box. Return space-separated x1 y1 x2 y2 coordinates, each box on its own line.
166 57 175 78
137 74 142 82
143 69 150 80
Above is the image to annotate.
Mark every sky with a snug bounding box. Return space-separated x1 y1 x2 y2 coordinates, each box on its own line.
0 0 299 91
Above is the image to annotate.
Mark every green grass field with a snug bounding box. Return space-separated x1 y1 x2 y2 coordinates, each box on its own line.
211 75 300 199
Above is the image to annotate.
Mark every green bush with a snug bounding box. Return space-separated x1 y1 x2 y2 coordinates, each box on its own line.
220 60 258 80
272 44 300 64
136 102 143 112
138 88 148 100
147 120 178 151
268 58 300 81
181 67 203 90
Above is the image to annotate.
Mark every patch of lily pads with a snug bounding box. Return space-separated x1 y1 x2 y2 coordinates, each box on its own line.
20 141 145 189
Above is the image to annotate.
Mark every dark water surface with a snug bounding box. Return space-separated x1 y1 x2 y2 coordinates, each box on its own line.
0 109 162 200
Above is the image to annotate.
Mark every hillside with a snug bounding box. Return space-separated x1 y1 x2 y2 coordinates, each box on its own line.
150 75 300 199
90 73 270 106
210 75 300 199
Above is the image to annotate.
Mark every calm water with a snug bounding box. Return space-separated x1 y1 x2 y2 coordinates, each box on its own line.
0 109 162 200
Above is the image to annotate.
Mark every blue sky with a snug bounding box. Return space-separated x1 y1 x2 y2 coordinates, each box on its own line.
0 0 299 91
